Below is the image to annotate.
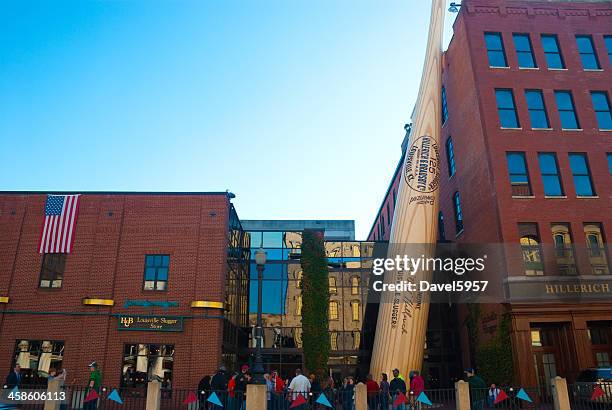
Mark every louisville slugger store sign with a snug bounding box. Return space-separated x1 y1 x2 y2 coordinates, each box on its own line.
117 315 183 332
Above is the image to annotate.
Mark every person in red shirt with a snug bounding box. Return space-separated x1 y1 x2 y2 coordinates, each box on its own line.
366 374 380 410
410 370 426 408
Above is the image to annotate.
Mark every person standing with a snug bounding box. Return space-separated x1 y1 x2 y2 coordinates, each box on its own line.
465 369 486 410
366 374 380 410
234 365 249 410
84 362 101 410
198 375 212 410
288 368 311 410
4 365 22 390
210 366 228 409
390 369 407 410
410 370 425 409
487 384 500 408
380 373 390 410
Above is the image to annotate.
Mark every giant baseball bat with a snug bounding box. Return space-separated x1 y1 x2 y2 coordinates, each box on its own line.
369 0 444 378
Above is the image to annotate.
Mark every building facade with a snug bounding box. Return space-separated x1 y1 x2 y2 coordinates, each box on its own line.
369 0 612 389
0 192 249 390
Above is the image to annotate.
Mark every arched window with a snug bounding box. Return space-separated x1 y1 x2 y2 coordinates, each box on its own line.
352 330 361 349
330 332 339 350
453 192 464 233
350 300 360 321
351 276 360 295
438 211 446 241
446 137 456 177
328 277 337 294
329 301 339 320
519 223 543 276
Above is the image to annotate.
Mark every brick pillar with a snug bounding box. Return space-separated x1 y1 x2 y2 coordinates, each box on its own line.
455 380 470 410
551 376 570 410
246 384 267 409
146 381 161 410
354 382 367 410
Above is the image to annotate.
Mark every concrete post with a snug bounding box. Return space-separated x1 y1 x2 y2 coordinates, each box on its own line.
355 382 367 410
44 379 63 410
146 381 161 410
246 384 267 410
455 380 471 410
551 376 571 410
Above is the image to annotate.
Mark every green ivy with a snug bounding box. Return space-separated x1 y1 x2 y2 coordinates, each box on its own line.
300 229 330 381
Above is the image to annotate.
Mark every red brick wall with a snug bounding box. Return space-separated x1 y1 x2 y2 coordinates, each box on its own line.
0 193 231 388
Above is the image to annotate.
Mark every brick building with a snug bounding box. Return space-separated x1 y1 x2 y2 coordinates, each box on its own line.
0 192 249 390
369 0 612 389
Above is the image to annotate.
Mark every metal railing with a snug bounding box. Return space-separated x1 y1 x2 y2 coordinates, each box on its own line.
470 386 553 410
569 382 612 410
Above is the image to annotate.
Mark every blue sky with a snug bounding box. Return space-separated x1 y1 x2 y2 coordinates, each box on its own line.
0 1 455 239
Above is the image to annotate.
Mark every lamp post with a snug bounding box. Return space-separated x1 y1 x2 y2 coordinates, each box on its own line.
252 248 267 384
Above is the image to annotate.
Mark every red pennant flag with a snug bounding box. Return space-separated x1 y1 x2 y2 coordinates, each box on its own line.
290 394 307 408
393 392 408 407
591 385 605 401
84 389 99 403
183 391 198 405
494 389 509 404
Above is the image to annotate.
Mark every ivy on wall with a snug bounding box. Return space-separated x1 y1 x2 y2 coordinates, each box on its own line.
300 229 330 381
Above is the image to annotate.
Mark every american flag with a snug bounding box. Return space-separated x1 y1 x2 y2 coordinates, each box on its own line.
39 194 80 254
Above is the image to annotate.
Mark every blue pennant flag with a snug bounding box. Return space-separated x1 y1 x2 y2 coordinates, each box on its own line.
315 393 333 408
516 388 532 403
108 389 123 404
208 392 223 407
417 391 432 406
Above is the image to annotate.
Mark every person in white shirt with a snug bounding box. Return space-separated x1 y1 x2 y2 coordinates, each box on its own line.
288 368 311 402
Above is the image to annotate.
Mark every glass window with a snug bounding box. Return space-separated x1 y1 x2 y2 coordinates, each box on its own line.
328 277 337 294
506 152 532 196
12 340 65 386
525 90 550 128
513 33 537 68
541 35 565 69
605 36 612 65
442 86 449 124
551 223 577 275
555 91 580 129
596 352 611 367
453 192 464 233
607 153 612 176
143 254 170 291
351 300 360 321
485 32 507 67
262 231 283 248
569 153 595 196
39 253 66 288
538 153 564 196
122 344 174 389
584 223 609 275
588 325 610 345
351 276 360 295
495 89 520 128
249 231 262 248
295 295 302 315
446 137 456 177
329 301 339 320
519 223 544 276
576 35 600 69
330 332 339 350
591 91 612 130
438 211 446 241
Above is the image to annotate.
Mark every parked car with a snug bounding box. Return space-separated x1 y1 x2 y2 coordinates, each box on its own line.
573 368 612 406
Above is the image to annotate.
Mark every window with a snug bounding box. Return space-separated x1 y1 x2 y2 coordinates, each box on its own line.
143 254 170 291
524 90 550 128
588 325 610 345
519 223 544 276
13 340 64 386
506 152 532 196
513 33 537 68
39 253 66 288
596 352 611 367
605 36 612 65
386 202 391 224
576 35 600 69
351 276 360 295
330 332 339 350
295 295 302 315
328 277 337 294
608 153 612 176
438 211 446 241
329 301 339 320
591 91 612 130
541 35 565 69
551 223 577 275
121 344 174 389
453 192 464 234
569 153 595 196
538 153 564 196
442 86 449 124
352 330 361 349
446 137 456 177
584 223 609 274
485 32 507 67
351 300 360 321
495 89 520 128
555 91 580 129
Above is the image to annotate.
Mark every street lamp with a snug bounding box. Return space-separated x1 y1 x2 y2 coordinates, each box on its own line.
252 248 267 384
448 2 461 13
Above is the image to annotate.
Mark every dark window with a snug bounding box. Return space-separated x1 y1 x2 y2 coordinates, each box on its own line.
576 35 600 69
122 344 174 389
506 152 532 196
453 192 464 234
39 253 66 288
555 91 580 129
495 89 520 128
591 91 612 130
525 90 550 128
513 33 537 68
605 36 612 65
393 189 397 206
438 211 446 241
589 325 610 345
442 86 449 124
144 254 170 291
607 153 612 176
386 202 391 223
12 340 65 386
485 32 508 67
569 153 595 196
538 153 564 196
519 223 544 276
446 137 456 177
541 35 565 69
